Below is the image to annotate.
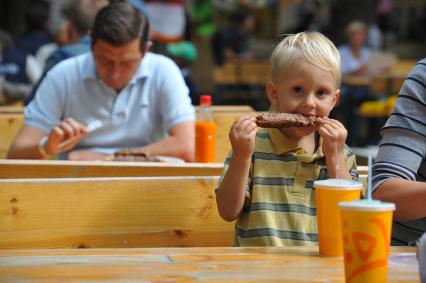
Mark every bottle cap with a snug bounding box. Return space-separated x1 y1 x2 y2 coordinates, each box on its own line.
200 95 212 106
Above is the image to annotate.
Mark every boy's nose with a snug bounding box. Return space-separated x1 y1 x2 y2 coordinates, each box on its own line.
303 93 316 108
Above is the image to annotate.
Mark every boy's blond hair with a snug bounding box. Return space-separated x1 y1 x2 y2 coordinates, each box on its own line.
270 31 341 87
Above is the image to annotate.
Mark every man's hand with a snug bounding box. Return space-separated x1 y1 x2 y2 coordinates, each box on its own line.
44 118 88 155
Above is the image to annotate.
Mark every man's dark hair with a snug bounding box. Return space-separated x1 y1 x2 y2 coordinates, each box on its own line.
91 1 150 52
63 0 107 36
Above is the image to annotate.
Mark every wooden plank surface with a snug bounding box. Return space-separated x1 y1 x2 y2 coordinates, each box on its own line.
0 106 23 114
0 176 234 248
0 246 419 282
0 105 255 115
0 159 224 178
213 59 270 86
0 114 23 159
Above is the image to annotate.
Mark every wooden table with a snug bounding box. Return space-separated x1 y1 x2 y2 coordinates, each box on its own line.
0 247 419 282
341 59 417 95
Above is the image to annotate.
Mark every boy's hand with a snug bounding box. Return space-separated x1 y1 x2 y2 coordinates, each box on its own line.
316 117 347 158
229 115 257 158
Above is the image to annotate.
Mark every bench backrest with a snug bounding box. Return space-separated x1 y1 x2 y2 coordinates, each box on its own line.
0 176 234 249
0 160 224 179
0 114 23 158
0 105 254 115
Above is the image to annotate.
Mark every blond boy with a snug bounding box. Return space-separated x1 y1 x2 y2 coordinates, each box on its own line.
216 32 358 246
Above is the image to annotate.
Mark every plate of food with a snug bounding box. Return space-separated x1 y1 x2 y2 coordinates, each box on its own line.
108 148 185 163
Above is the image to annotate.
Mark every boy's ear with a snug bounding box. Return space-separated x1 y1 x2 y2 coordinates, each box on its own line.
332 88 340 108
266 81 279 107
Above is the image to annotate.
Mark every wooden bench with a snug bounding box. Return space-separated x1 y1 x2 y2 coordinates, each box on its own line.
0 105 255 115
0 106 23 114
213 59 270 103
0 159 224 179
0 176 234 249
0 114 24 159
213 59 270 86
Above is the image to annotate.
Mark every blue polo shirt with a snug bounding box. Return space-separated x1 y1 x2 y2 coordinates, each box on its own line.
25 52 195 158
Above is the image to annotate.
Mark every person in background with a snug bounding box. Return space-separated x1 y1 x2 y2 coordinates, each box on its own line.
25 0 108 105
35 0 73 70
15 0 53 56
8 1 195 162
372 58 426 246
367 20 383 50
143 0 187 55
166 40 199 105
35 21 69 72
337 20 377 146
47 0 71 40
339 21 370 76
0 30 42 102
216 32 358 246
45 0 108 72
210 8 255 66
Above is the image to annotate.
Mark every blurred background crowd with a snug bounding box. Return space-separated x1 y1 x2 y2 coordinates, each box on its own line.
0 0 425 148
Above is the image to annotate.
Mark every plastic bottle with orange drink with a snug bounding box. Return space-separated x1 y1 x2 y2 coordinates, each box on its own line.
195 95 216 162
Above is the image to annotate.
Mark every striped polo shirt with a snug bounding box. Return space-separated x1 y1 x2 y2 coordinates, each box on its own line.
219 128 358 246
372 58 426 245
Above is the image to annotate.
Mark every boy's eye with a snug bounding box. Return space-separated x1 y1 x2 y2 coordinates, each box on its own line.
293 86 302 93
316 90 326 96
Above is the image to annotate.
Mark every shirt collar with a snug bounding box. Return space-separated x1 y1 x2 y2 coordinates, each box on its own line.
268 128 299 155
267 128 324 160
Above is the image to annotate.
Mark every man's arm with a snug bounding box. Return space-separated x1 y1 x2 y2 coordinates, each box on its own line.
373 178 426 221
135 121 195 162
7 125 48 159
8 118 88 159
372 58 426 221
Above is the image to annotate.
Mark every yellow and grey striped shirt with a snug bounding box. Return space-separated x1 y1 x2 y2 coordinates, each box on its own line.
219 128 358 246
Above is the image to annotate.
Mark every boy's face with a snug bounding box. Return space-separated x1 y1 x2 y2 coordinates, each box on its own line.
266 60 339 137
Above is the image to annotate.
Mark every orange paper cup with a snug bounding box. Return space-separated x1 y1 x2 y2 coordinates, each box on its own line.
314 179 363 256
339 200 395 283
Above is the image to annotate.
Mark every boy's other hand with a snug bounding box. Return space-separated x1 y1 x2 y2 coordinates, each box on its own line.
316 117 348 157
229 115 257 158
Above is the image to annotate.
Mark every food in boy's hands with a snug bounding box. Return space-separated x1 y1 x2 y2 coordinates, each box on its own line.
255 113 316 128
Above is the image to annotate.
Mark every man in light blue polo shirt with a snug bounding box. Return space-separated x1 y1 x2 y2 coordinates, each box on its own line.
7 1 195 161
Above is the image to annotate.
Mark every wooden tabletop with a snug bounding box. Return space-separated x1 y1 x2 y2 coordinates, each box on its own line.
0 246 419 282
341 59 417 89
